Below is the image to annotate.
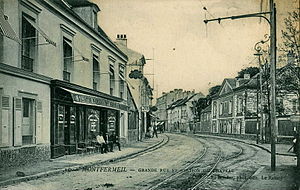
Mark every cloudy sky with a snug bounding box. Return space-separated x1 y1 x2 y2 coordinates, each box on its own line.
93 0 299 97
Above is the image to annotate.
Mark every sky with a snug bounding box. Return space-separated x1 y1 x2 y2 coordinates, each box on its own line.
92 0 299 98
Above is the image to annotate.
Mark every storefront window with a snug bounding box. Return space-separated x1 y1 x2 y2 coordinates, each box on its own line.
57 105 65 144
78 107 85 142
87 109 100 140
107 110 117 133
69 107 76 144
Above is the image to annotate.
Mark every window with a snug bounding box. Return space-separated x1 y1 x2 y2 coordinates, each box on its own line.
229 100 232 114
22 98 35 145
93 55 99 90
21 14 36 72
109 60 115 95
63 38 73 82
220 103 223 115
92 10 97 28
237 97 243 113
292 99 299 113
213 103 217 117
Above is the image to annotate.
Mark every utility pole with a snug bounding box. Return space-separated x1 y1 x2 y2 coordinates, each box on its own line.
269 0 277 171
204 0 277 171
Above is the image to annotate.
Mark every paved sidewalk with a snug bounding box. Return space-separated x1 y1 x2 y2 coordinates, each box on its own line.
194 133 297 157
194 133 300 190
0 134 167 187
240 165 300 190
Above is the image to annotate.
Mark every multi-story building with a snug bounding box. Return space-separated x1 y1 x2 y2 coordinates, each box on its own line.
115 35 153 141
210 66 299 142
199 106 211 133
167 93 203 132
156 89 196 131
0 0 129 167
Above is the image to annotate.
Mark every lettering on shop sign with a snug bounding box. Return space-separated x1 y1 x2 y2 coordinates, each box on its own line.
71 94 128 111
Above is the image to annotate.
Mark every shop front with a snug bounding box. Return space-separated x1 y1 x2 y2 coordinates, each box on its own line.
50 80 127 158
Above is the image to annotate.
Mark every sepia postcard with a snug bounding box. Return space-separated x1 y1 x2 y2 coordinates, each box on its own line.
0 0 299 189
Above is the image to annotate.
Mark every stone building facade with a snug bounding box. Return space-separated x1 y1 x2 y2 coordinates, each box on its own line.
0 0 130 167
115 36 153 141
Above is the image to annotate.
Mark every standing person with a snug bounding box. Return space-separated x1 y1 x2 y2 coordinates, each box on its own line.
112 131 121 151
153 125 158 138
96 132 107 153
108 131 121 152
149 126 154 138
288 131 298 153
104 132 110 153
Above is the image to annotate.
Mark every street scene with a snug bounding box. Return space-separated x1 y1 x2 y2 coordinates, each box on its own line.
0 0 299 189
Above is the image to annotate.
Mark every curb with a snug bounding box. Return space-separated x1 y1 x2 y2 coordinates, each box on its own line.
194 134 296 157
0 135 168 187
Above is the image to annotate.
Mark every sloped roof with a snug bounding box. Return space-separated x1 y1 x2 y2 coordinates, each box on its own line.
176 94 196 107
51 0 127 60
201 105 211 113
114 42 145 65
167 94 197 110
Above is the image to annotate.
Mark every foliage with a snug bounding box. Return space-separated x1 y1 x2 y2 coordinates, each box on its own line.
191 98 209 120
280 10 300 64
236 67 259 78
208 85 221 97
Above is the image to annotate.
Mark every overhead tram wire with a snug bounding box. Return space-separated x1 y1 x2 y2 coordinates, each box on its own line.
197 0 224 38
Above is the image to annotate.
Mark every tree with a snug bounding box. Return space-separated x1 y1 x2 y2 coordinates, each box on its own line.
208 85 221 97
236 67 259 78
191 98 209 121
280 10 300 64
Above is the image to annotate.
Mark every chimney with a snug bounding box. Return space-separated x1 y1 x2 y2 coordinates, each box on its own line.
287 51 295 65
116 34 127 47
236 79 240 87
244 74 250 79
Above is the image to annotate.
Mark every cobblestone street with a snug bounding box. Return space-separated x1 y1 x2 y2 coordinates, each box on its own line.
1 133 298 190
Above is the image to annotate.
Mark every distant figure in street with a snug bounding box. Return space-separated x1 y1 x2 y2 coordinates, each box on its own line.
149 126 154 138
288 131 298 153
153 126 158 138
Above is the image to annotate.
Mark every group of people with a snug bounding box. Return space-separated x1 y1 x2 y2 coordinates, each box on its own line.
93 131 121 154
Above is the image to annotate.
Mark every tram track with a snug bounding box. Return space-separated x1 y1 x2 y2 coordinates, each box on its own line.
147 134 258 190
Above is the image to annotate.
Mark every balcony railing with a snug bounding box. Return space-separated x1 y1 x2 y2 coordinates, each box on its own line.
21 55 33 72
63 71 71 82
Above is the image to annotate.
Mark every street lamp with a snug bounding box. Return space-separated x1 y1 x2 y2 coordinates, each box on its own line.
254 34 270 145
204 0 277 171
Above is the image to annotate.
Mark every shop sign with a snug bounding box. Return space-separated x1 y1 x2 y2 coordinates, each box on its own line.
88 114 99 132
108 116 116 132
71 94 128 111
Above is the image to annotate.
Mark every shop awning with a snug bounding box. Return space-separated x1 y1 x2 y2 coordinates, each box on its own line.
23 16 56 47
59 87 128 111
0 8 21 44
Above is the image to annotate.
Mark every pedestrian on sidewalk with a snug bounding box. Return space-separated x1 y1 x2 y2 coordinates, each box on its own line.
288 131 298 153
108 131 121 152
153 125 158 138
149 126 154 138
96 132 107 153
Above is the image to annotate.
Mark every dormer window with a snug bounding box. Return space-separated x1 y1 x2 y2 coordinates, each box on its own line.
92 10 97 28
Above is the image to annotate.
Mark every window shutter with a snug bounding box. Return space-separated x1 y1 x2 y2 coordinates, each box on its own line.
36 101 43 144
1 95 10 147
14 97 22 146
